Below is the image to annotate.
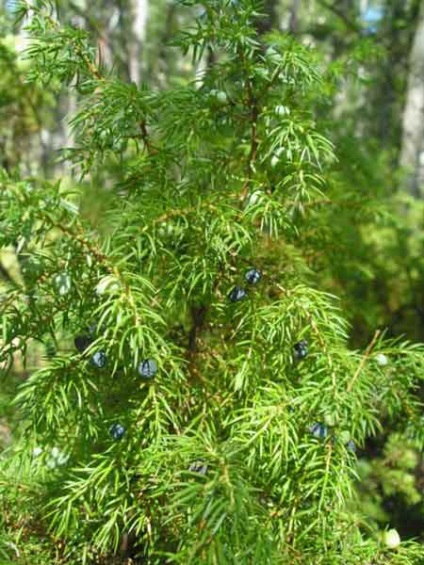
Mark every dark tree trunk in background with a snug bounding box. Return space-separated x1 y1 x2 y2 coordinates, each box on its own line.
256 0 279 34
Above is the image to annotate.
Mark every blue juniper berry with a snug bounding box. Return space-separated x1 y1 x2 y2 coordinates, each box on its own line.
189 461 208 475
310 422 328 439
138 358 157 379
109 423 126 440
245 268 261 285
347 440 356 453
228 286 247 302
74 334 93 353
91 351 107 368
293 340 308 360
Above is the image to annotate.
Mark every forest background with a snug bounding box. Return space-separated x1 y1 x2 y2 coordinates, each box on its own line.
2 0 424 563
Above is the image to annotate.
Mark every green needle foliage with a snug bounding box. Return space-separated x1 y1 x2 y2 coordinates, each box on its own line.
1 1 424 563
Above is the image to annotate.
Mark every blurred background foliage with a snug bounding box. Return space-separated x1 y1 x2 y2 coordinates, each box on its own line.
2 0 424 559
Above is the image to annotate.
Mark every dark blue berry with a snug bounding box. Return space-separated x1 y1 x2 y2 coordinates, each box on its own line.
74 334 93 353
245 268 261 285
228 286 247 302
293 340 308 360
310 422 328 439
347 440 356 453
189 461 208 475
138 358 157 379
109 423 125 440
91 351 107 368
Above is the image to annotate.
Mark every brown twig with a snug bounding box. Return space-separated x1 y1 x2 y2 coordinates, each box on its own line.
239 47 260 204
74 43 103 81
347 330 381 392
139 120 156 155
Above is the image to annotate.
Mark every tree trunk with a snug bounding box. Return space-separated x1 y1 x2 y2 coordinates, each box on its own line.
128 0 149 85
400 2 424 197
289 0 301 34
256 0 279 34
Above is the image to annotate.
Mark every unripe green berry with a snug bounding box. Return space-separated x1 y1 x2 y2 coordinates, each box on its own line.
383 529 400 549
210 89 227 104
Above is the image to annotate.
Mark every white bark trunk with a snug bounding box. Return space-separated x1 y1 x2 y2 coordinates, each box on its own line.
359 0 369 16
400 2 424 196
128 0 149 85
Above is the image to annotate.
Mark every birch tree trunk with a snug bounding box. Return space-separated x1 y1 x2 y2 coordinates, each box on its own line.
128 0 149 85
400 2 424 197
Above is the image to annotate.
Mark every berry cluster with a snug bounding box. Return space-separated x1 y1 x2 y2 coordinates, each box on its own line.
74 325 108 368
309 422 356 452
228 267 359 454
69 269 357 456
228 268 261 302
74 323 158 441
227 270 310 363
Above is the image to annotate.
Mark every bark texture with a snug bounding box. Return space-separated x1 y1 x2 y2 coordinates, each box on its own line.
400 2 424 196
128 0 149 85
